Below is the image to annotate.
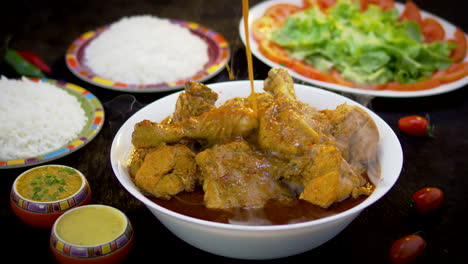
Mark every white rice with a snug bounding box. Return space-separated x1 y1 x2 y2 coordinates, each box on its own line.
0 77 87 160
84 15 209 84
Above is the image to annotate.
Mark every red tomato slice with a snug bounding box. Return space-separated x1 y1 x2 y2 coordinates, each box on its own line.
448 28 467 62
433 62 468 84
264 4 301 24
289 60 335 82
317 0 337 11
251 16 280 42
421 17 445 43
258 40 293 67
302 0 336 11
399 1 422 26
330 70 355 87
385 79 442 91
362 0 395 11
302 0 317 9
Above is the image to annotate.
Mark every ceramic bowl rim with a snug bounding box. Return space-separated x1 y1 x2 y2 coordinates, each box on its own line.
12 164 88 204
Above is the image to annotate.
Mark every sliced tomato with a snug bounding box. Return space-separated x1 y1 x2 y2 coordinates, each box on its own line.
258 40 293 67
318 0 337 11
302 0 317 9
362 0 395 11
264 4 301 24
448 28 467 62
421 18 445 43
385 79 442 91
289 60 335 82
356 82 388 90
399 1 422 26
302 0 336 11
433 62 468 84
251 16 280 42
330 70 355 87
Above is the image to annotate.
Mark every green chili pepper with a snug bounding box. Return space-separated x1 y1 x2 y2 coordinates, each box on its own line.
4 48 45 78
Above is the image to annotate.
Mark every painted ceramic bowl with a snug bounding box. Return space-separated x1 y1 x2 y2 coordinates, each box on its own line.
10 164 92 229
50 204 134 264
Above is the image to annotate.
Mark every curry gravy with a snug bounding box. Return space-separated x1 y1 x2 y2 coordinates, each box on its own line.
151 186 368 225
16 165 82 202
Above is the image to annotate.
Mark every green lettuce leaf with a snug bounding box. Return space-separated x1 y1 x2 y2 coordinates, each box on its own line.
269 0 456 84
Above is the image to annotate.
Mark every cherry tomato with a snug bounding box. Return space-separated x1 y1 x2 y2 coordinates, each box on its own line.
390 234 426 264
421 18 445 43
412 187 444 213
448 28 467 62
264 4 301 24
399 1 422 26
398 115 432 136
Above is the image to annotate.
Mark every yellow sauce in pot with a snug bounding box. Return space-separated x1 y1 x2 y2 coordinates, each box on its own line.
56 205 126 246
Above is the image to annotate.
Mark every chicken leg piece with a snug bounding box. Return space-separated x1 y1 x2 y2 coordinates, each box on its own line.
257 68 331 160
263 68 296 100
132 97 258 148
172 81 218 123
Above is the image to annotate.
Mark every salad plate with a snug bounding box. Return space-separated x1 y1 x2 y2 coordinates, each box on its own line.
239 0 468 98
0 78 104 169
67 19 230 93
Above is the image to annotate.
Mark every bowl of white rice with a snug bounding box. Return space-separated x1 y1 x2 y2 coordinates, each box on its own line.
66 15 230 93
0 77 104 168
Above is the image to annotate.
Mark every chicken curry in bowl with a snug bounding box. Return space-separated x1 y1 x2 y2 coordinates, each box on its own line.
128 68 380 225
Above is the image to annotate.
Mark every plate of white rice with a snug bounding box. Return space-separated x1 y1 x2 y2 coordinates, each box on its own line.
0 77 104 169
66 15 230 93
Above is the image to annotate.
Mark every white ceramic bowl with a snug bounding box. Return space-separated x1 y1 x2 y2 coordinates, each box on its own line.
110 80 403 260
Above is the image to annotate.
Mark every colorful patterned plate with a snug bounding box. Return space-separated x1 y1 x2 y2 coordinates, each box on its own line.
0 78 104 169
66 19 230 93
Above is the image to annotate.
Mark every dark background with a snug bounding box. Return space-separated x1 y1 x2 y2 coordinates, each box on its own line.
1 0 467 263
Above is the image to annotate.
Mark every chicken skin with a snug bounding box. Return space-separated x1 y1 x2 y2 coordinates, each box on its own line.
132 97 258 148
134 144 198 199
196 141 292 209
282 144 369 208
172 81 218 123
322 104 380 180
129 68 380 210
257 68 332 160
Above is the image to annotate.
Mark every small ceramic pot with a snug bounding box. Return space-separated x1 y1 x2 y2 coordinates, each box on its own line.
10 164 92 229
50 204 134 264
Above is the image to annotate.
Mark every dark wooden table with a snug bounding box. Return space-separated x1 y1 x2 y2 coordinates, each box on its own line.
1 0 467 263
